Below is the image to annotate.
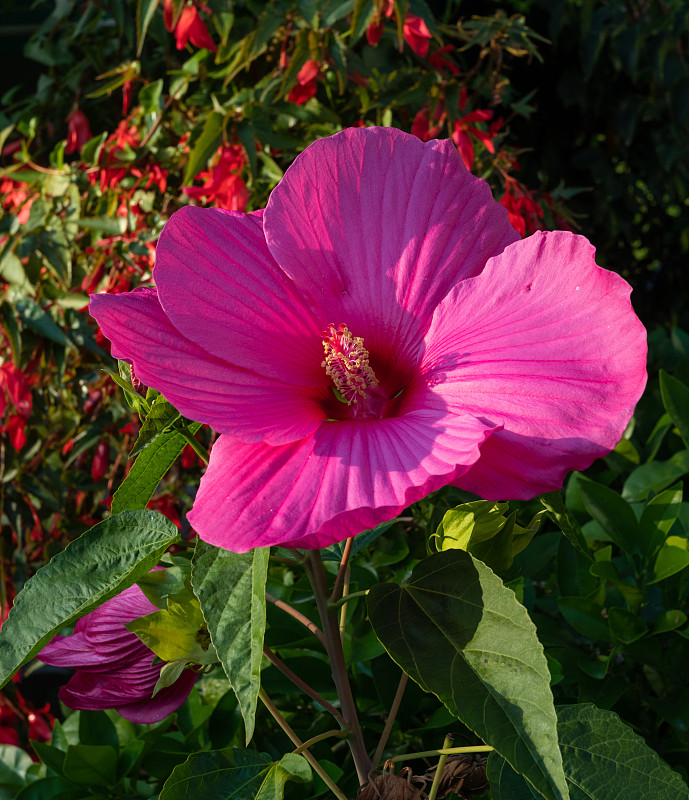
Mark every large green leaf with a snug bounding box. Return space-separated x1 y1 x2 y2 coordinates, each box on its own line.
0 744 36 793
0 511 179 689
191 541 269 743
111 422 200 514
489 703 689 799
557 704 689 799
367 550 568 800
159 748 311 800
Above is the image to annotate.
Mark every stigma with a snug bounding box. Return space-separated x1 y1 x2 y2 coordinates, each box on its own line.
321 323 379 404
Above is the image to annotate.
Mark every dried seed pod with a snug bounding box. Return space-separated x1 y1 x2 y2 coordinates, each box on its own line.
424 754 488 799
356 763 428 800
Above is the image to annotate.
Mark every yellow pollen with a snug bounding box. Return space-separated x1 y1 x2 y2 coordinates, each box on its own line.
321 323 379 404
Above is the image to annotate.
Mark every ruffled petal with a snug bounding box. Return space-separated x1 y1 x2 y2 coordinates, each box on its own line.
420 231 647 498
264 126 518 370
154 207 325 386
116 669 197 724
188 408 496 551
90 287 325 445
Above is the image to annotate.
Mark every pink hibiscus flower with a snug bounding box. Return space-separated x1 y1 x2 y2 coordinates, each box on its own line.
90 127 646 552
38 583 196 724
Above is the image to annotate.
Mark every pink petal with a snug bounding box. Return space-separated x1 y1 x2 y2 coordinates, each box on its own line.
90 288 325 445
154 207 325 387
420 231 647 498
264 126 518 371
188 404 497 551
116 669 197 724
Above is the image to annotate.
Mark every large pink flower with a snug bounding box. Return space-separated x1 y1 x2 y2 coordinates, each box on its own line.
90 127 646 552
38 584 196 724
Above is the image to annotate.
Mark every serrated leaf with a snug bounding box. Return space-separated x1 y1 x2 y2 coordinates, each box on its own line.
557 703 689 799
367 550 568 800
0 511 179 689
159 748 310 800
111 422 200 514
192 542 269 743
660 370 689 449
130 395 181 457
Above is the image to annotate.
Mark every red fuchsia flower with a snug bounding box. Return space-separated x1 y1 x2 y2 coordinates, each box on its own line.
0 362 32 451
38 583 197 723
169 3 217 52
0 179 35 226
90 126 647 552
64 108 92 155
184 145 249 211
287 60 320 105
411 104 446 142
428 45 460 75
403 15 433 57
501 175 545 238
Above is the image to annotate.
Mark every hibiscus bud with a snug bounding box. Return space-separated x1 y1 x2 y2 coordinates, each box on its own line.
37 583 197 724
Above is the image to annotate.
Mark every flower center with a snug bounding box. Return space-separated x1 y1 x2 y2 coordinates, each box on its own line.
321 323 379 405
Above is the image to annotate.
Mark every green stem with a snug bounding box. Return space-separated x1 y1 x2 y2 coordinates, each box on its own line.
259 689 349 800
372 672 408 768
328 589 369 610
293 729 350 754
391 745 493 764
428 734 453 800
304 550 372 786
178 426 210 463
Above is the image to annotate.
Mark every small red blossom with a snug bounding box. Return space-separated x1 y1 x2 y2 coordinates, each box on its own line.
173 4 217 52
500 176 545 238
91 441 110 482
0 362 32 450
0 179 35 225
184 144 249 211
288 60 320 105
412 104 445 142
366 17 385 46
428 45 460 75
403 15 432 57
64 108 92 155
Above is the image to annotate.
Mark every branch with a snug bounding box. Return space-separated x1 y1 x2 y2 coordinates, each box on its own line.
266 593 325 645
372 672 408 768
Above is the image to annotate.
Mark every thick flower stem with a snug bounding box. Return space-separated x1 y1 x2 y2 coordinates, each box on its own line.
305 550 372 786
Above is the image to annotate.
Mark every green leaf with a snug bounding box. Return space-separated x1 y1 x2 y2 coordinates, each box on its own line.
0 744 36 791
557 703 689 799
183 112 224 184
470 512 518 574
62 744 118 786
78 710 118 750
350 0 375 42
639 483 683 556
651 609 687 635
0 510 179 689
623 451 689 503
137 0 162 56
15 298 71 348
321 518 397 561
540 491 590 557
127 594 213 664
557 597 612 641
130 395 181 457
607 607 647 644
579 478 641 556
367 550 568 800
77 217 128 235
488 753 542 799
651 536 689 583
192 542 269 744
660 370 689 449
435 500 510 551
159 748 311 800
111 422 200 514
